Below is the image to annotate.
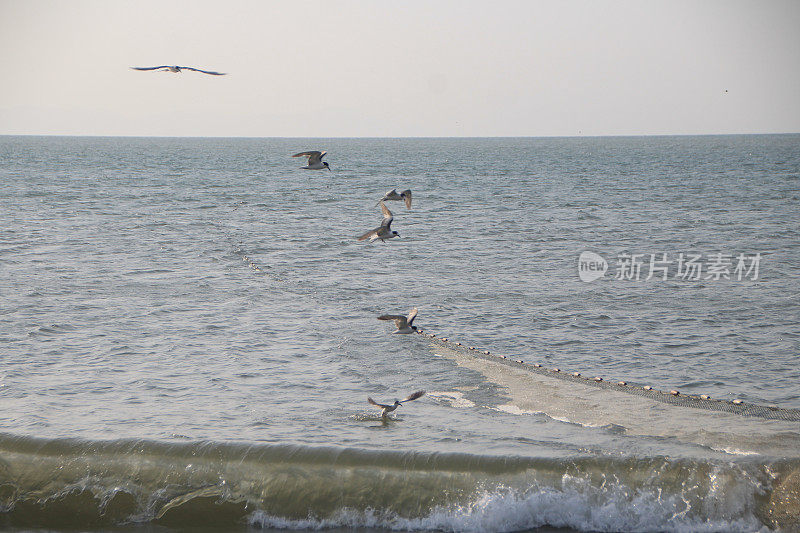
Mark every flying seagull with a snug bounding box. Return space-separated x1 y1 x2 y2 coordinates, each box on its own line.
376 189 412 209
368 390 426 419
358 201 399 243
292 151 330 170
378 307 418 334
130 65 226 76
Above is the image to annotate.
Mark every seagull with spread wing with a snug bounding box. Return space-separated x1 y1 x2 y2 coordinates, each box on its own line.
377 307 418 334
358 201 399 243
376 189 412 209
292 151 331 170
368 390 426 419
130 65 226 75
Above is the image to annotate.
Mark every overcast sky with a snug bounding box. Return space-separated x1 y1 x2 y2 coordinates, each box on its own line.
1 0 798 137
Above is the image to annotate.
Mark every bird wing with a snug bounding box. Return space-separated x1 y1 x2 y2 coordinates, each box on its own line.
406 308 418 326
368 397 392 409
401 190 412 209
378 314 408 329
182 67 226 75
380 201 393 219
376 190 396 206
378 202 394 229
131 66 171 71
400 390 426 403
357 228 378 241
292 151 323 164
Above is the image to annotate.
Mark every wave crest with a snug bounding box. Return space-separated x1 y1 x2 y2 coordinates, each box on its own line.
0 432 796 531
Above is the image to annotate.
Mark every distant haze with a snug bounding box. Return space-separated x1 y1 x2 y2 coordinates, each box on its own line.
1 0 798 137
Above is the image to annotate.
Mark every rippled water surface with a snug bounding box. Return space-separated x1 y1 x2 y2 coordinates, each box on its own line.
0 135 799 531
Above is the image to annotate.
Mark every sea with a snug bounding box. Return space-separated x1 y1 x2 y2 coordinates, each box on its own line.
0 134 798 532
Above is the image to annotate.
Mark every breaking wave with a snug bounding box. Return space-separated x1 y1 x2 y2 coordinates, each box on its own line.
0 432 797 531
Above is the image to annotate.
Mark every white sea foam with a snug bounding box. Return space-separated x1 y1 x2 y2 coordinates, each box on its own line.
712 446 761 456
427 391 476 408
493 403 541 416
248 477 768 532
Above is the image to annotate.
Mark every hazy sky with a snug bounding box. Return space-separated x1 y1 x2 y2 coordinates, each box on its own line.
1 0 798 137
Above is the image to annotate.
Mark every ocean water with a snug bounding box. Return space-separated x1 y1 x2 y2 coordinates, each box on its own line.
0 134 799 532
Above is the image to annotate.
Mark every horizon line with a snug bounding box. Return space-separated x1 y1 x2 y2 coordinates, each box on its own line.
1 131 799 140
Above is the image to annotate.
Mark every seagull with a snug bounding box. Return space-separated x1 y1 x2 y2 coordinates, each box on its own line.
130 65 226 76
377 307 418 334
358 201 399 243
368 390 426 419
292 151 330 170
376 189 412 209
